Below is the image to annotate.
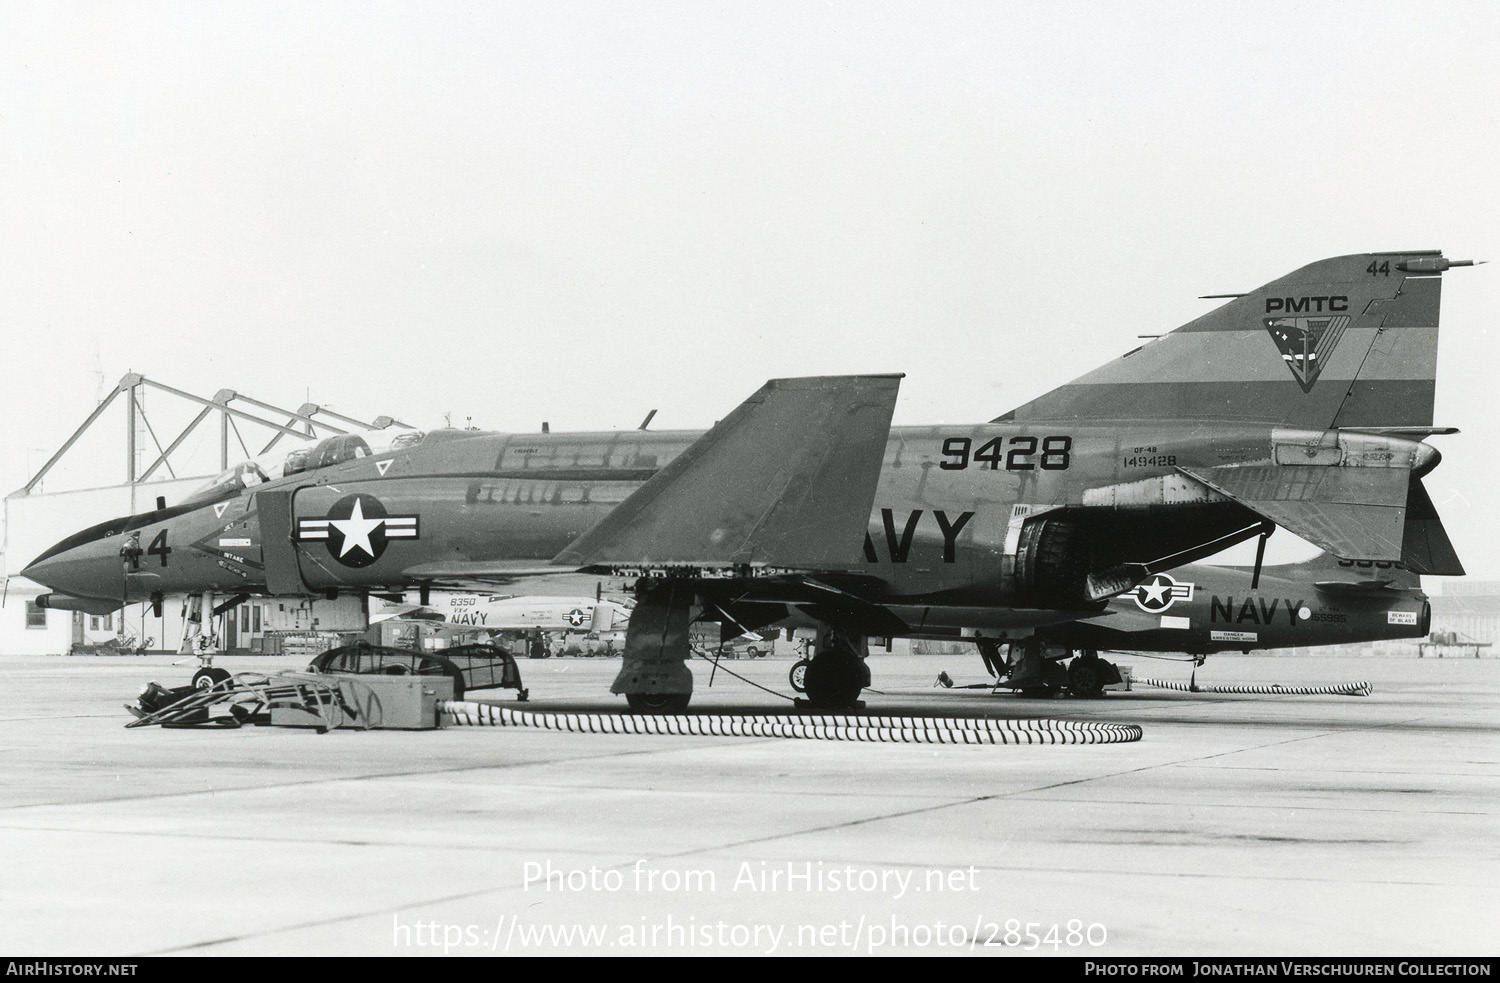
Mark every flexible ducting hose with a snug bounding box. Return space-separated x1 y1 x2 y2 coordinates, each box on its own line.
440 701 1143 744
1135 676 1371 697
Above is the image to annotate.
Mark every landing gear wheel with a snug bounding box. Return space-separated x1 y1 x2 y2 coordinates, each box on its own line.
625 692 691 714
192 667 232 691
1005 637 1066 697
789 659 810 693
1067 656 1105 698
802 652 866 708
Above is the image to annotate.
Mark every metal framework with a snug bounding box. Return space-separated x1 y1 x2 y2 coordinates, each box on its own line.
17 373 408 496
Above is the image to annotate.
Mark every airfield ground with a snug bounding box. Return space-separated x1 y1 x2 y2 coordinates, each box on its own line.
0 650 1494 956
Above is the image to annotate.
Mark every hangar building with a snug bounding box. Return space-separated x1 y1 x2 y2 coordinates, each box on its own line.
1 373 403 656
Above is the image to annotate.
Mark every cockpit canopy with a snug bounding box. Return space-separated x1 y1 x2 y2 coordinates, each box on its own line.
181 428 428 506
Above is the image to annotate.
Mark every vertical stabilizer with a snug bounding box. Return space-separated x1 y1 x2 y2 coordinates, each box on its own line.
997 252 1471 429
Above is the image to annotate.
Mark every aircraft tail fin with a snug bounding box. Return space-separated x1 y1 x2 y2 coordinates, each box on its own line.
997 251 1473 429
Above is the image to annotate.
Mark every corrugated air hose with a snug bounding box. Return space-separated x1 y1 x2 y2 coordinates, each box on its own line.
1134 675 1371 697
439 701 1143 744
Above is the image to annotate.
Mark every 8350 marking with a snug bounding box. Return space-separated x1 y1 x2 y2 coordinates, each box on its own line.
939 435 1072 471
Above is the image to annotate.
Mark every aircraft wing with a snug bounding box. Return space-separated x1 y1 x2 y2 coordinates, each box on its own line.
394 375 902 595
553 374 902 571
368 603 446 624
395 562 596 595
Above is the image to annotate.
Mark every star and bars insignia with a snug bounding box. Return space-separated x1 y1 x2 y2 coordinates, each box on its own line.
1131 573 1195 613
1264 314 1351 392
295 494 420 568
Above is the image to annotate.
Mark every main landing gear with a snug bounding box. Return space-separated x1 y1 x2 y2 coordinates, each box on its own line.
799 626 871 709
612 583 695 713
624 693 692 713
775 632 872 708
1064 649 1122 699
978 638 1122 699
613 584 871 712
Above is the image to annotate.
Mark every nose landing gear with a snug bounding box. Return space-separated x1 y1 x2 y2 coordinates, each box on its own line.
182 590 230 690
192 666 232 691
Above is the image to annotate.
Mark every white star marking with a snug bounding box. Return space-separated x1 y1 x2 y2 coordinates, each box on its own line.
1140 577 1171 606
329 498 385 558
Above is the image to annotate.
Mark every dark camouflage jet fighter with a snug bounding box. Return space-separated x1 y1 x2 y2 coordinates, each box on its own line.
25 251 1469 709
989 552 1431 696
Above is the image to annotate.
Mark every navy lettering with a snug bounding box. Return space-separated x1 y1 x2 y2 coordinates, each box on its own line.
881 509 922 564
933 510 975 563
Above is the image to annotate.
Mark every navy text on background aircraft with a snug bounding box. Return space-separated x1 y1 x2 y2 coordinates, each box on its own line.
25 251 1470 709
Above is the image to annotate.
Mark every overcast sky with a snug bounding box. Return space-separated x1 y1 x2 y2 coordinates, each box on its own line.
2 1 1496 576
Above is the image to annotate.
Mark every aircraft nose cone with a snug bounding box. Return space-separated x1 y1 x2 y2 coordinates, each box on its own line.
21 545 127 603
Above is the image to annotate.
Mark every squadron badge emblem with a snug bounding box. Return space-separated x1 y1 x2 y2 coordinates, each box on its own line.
1264 315 1351 391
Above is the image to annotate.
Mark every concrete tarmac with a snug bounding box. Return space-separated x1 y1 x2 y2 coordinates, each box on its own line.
0 650 1495 956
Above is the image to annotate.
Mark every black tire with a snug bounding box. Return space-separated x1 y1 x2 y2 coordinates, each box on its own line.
1067 656 1105 698
788 659 810 693
192 667 232 691
625 692 691 713
1015 656 1068 698
802 652 865 708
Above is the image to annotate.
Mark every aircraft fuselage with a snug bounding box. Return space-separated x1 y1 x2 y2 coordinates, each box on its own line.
25 421 1433 625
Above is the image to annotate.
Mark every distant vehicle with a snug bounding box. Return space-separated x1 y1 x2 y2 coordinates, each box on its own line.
692 631 776 659
68 633 152 657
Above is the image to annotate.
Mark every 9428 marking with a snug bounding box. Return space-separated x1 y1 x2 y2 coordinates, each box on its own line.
939 435 1071 472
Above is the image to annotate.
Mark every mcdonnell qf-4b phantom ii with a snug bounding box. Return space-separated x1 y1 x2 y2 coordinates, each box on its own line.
25 251 1470 709
1011 551 1432 696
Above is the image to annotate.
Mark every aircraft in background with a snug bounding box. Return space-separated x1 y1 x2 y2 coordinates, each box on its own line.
24 251 1471 711
371 590 630 659
981 551 1430 696
370 591 630 636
